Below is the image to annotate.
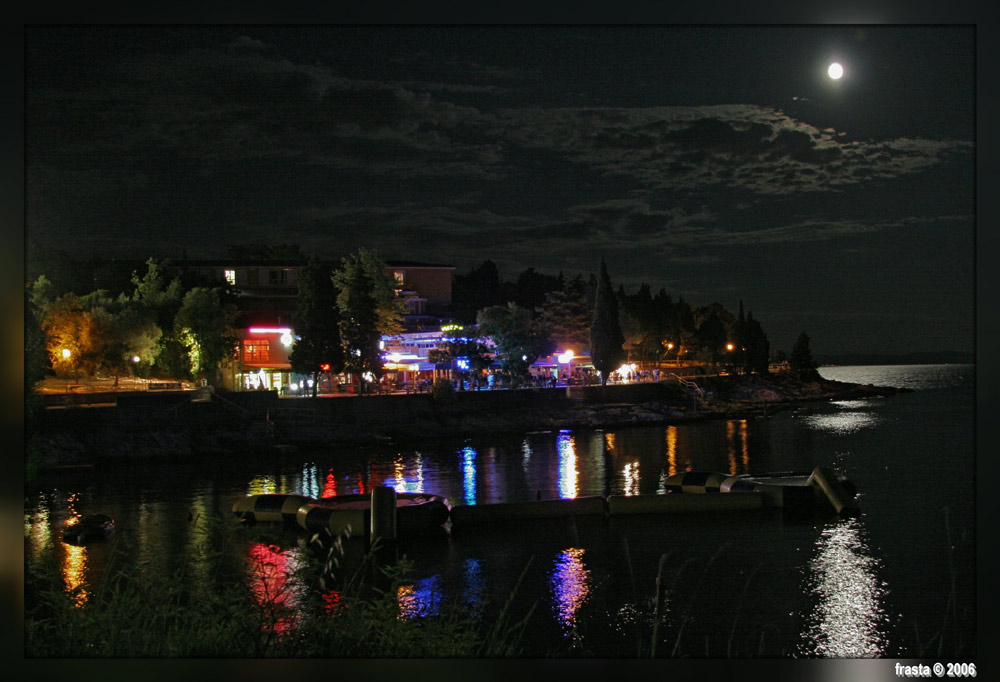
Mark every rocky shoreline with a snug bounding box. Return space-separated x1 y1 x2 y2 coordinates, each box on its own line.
25 374 910 474
379 374 910 441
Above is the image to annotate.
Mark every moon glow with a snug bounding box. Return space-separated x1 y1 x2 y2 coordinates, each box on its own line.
828 62 844 79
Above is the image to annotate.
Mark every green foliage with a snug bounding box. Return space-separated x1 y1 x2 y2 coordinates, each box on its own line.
428 335 492 382
174 287 240 384
40 294 100 377
511 267 562 312
334 250 387 389
476 302 550 386
589 259 625 385
129 258 188 378
452 259 504 324
694 312 727 366
537 273 591 352
290 256 344 396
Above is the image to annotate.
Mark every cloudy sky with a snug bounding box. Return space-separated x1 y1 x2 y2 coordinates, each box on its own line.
25 24 975 357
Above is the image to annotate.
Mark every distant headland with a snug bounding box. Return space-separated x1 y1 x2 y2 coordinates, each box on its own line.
816 351 974 366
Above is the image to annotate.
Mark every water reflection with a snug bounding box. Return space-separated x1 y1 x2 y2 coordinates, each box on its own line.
726 419 750 475
461 445 477 505
462 558 486 614
25 495 53 560
665 425 679 478
557 431 578 499
62 542 89 606
322 468 339 497
520 437 533 472
803 403 881 436
389 452 425 494
799 519 889 657
398 574 442 619
248 474 280 495
623 461 640 496
301 463 321 498
246 543 307 635
550 548 591 636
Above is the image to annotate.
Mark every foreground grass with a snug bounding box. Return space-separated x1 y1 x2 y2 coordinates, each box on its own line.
25 519 534 658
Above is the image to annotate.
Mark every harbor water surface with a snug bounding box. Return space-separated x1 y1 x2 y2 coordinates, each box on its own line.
24 364 976 658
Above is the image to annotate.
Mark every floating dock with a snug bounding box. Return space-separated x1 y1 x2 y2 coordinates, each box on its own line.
232 467 859 541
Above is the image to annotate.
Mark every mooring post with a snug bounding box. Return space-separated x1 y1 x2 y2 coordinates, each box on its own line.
370 485 398 552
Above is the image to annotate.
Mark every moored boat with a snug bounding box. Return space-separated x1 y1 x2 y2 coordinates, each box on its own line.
232 491 451 537
62 513 115 545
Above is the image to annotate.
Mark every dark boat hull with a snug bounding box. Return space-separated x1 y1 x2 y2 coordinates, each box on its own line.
63 514 115 545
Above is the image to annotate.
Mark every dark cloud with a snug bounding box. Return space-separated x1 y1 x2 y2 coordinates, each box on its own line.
25 25 974 356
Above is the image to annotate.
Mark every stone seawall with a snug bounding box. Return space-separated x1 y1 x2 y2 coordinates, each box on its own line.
27 375 904 472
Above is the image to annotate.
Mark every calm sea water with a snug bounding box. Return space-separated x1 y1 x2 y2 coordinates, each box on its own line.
24 364 976 658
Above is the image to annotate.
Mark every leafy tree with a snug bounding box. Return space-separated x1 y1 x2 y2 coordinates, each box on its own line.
28 275 57 316
790 331 819 379
695 312 728 368
452 259 505 324
129 258 186 377
40 294 100 379
427 335 492 387
511 267 561 312
174 287 239 384
589 259 625 385
113 305 163 379
536 273 591 352
476 302 550 387
290 256 344 397
334 249 403 393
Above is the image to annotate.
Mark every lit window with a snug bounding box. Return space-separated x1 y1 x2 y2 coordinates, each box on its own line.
224 269 236 285
243 340 270 363
394 271 405 286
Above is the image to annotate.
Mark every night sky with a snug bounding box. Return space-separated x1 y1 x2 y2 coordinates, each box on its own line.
24 24 976 357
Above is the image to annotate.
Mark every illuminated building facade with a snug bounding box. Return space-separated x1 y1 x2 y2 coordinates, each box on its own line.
169 258 457 392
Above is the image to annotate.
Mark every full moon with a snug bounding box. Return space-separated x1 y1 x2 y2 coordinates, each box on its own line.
828 62 844 79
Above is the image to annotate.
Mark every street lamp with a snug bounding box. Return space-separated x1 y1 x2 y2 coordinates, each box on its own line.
60 349 72 392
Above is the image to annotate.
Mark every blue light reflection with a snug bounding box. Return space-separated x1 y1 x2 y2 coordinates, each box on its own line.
397 574 442 619
461 445 477 505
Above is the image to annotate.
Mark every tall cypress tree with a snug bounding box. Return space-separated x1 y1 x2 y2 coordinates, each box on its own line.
790 331 819 379
589 259 625 386
290 256 343 397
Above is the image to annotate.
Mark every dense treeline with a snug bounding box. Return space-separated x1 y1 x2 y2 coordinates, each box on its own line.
451 259 783 374
27 258 240 387
26 249 818 401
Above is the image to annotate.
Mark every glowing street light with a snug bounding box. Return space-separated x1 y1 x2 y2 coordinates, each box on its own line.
61 348 71 360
